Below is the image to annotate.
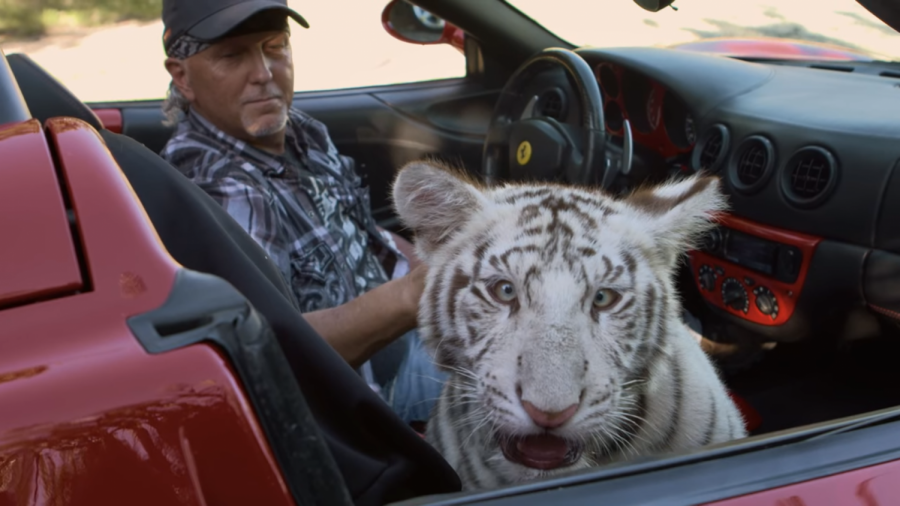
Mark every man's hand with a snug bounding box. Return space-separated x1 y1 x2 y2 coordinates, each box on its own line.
302 264 429 369
401 263 428 319
394 235 424 272
380 226 424 272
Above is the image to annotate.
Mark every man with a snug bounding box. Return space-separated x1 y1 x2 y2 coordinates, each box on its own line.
158 0 444 424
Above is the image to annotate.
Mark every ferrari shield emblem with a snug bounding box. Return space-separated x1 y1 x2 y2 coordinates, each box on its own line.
516 140 532 165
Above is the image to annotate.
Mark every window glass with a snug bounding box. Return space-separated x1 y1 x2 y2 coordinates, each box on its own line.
506 0 900 61
0 0 466 104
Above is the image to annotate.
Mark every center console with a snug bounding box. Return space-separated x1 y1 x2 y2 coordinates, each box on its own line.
688 215 821 326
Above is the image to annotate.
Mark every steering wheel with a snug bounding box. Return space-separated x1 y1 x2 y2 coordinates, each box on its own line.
482 48 632 189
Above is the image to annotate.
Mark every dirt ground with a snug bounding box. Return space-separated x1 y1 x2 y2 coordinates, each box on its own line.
1 0 897 104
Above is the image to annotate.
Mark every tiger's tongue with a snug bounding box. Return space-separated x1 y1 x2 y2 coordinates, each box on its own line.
508 434 573 469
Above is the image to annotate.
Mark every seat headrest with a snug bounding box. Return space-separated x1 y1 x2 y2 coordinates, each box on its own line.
6 53 103 131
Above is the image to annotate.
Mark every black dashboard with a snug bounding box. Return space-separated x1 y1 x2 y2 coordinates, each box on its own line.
578 47 900 249
521 46 900 342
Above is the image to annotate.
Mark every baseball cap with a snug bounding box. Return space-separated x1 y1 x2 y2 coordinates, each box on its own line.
163 0 309 54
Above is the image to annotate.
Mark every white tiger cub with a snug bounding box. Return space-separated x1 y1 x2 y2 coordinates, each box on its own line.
391 161 747 490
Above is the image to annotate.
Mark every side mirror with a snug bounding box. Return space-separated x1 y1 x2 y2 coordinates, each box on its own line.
381 0 465 52
633 0 677 12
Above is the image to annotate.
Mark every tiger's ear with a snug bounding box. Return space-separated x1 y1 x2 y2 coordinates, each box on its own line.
392 160 487 258
622 174 728 267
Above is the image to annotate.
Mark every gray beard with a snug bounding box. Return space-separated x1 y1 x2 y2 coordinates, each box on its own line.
243 107 289 138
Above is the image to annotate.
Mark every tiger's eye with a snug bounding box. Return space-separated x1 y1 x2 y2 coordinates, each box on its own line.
490 280 517 303
593 288 620 309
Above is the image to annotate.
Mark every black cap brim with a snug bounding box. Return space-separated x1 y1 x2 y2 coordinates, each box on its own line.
187 1 309 41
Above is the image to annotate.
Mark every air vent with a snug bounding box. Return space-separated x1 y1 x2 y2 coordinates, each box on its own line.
700 132 724 168
728 135 775 194
789 157 830 197
536 88 567 121
736 142 769 185
691 124 730 173
780 146 839 208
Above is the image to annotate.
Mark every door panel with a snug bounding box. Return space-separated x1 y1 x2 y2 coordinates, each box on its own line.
119 104 177 155
292 79 494 229
90 77 497 233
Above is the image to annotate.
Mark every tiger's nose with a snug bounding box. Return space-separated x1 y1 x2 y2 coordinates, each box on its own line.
521 400 579 429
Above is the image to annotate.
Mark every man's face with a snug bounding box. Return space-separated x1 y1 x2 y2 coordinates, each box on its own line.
172 29 294 143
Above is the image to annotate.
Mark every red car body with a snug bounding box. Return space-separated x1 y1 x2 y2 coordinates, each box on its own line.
0 118 295 505
704 459 900 505
669 38 875 62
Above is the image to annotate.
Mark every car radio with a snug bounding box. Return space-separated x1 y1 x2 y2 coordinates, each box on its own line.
702 226 804 284
687 215 821 326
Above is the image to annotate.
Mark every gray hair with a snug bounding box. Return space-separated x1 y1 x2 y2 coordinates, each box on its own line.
162 80 190 126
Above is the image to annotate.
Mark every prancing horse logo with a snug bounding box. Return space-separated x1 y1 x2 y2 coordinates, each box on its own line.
516 140 532 165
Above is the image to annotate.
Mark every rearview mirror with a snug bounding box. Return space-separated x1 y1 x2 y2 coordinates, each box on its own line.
381 0 465 52
633 0 677 12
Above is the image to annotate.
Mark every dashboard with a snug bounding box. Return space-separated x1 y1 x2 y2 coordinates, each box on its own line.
523 46 900 342
595 62 696 159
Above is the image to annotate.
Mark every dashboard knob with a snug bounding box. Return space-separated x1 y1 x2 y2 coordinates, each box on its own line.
721 278 748 313
754 286 779 319
698 264 716 291
703 227 723 253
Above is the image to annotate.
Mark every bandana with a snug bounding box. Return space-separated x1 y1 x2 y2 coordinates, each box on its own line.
166 34 212 59
164 12 290 60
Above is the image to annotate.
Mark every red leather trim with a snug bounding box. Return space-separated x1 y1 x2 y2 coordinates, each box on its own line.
688 214 822 326
91 108 122 134
718 214 821 252
728 392 761 433
869 304 900 322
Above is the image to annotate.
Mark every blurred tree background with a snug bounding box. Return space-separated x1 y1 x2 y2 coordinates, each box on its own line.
0 0 161 37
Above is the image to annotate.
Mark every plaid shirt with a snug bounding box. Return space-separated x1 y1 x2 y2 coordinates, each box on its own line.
160 108 405 313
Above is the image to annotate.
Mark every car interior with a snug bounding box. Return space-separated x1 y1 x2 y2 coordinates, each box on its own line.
4 0 900 503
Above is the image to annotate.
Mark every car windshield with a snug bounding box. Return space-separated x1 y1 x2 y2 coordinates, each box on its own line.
506 0 900 62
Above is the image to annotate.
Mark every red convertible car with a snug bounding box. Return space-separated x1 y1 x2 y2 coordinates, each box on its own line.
2 0 900 504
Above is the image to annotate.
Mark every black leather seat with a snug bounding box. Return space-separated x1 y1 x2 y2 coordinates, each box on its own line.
5 51 461 506
6 53 104 130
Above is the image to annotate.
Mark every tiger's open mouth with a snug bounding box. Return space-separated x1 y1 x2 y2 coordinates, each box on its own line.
498 433 584 470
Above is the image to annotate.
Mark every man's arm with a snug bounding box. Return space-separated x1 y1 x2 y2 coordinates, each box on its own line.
204 176 424 368
304 263 425 369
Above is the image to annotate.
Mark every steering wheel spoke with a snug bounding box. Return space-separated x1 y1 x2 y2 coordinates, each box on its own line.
482 123 512 185
485 122 512 147
600 119 634 189
564 145 585 184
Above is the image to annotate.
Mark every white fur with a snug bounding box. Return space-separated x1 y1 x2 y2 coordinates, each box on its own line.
392 162 746 490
